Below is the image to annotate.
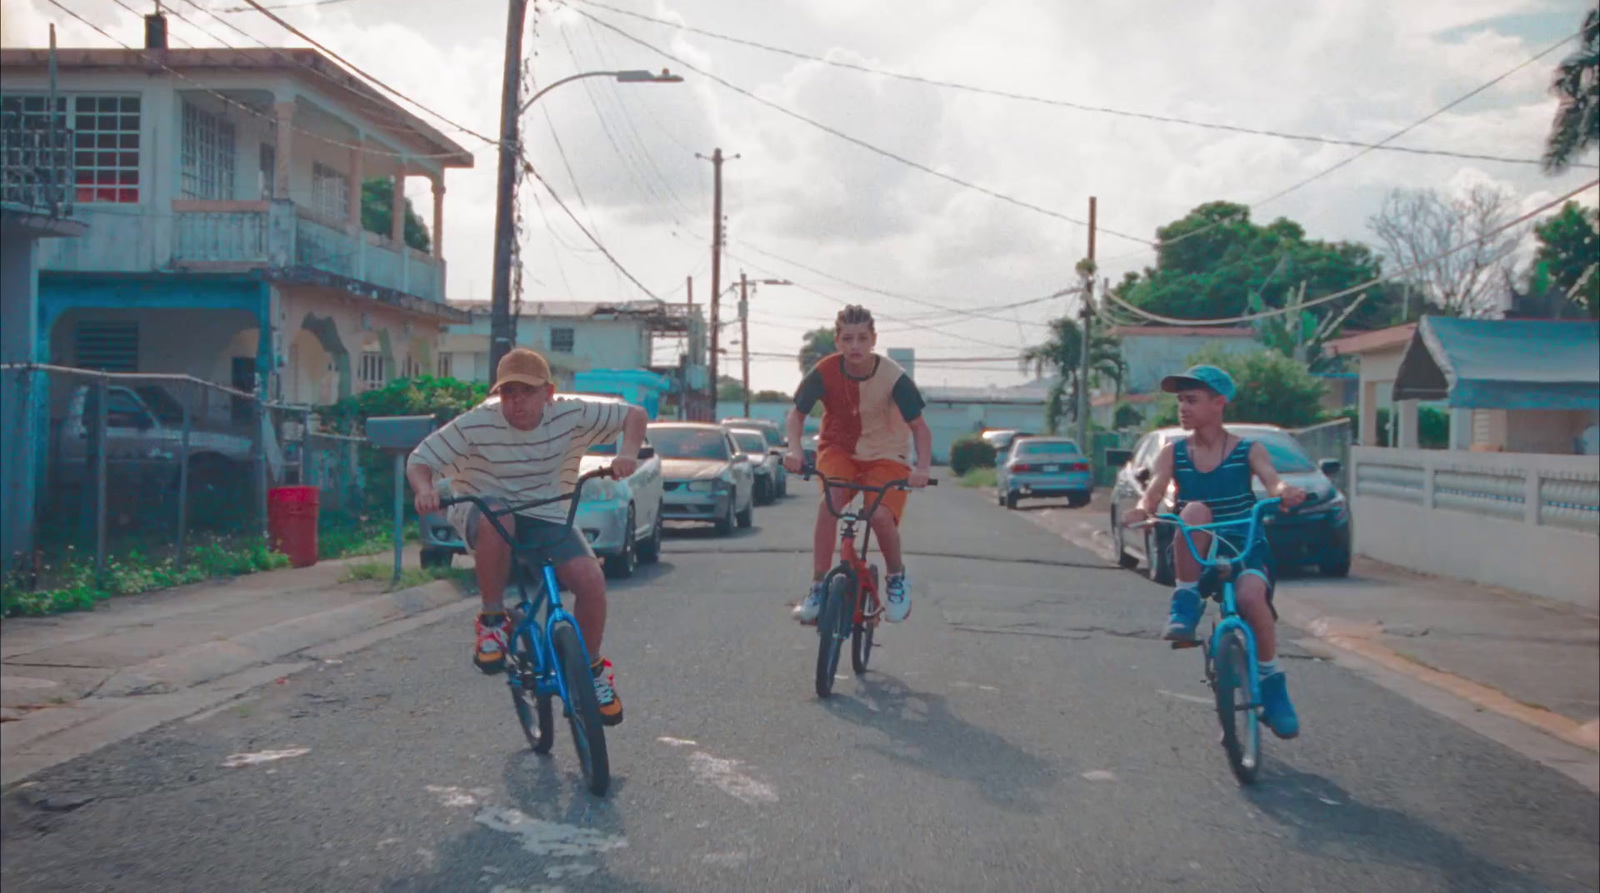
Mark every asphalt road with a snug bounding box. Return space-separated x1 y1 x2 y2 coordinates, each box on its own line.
4 479 1597 893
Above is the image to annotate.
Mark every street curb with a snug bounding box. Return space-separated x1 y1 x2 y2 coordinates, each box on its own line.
93 580 468 698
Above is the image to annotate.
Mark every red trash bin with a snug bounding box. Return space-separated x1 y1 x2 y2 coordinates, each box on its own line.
267 485 320 568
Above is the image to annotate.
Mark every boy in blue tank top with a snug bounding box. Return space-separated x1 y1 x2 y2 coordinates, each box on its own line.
1123 365 1307 739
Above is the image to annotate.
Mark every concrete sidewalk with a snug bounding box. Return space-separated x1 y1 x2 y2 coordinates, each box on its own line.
1 546 475 786
995 489 1600 768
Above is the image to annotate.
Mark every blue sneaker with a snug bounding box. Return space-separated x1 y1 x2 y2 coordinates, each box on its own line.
884 573 912 622
1258 671 1300 739
1163 588 1203 644
792 582 825 624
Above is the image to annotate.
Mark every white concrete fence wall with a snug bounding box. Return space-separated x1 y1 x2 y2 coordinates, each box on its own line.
1350 446 1600 610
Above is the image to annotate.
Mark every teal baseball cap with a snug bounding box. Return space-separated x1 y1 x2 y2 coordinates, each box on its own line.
1160 364 1235 401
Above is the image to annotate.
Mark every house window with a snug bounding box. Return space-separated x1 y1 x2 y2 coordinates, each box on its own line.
400 356 422 379
359 350 386 388
437 353 453 379
550 327 575 353
74 321 139 372
180 102 235 200
4 95 142 204
311 162 349 220
259 144 276 199
72 96 141 204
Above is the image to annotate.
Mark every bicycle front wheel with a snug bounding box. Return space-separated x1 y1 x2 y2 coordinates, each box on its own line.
1213 628 1261 784
851 568 878 675
552 623 610 795
815 572 853 698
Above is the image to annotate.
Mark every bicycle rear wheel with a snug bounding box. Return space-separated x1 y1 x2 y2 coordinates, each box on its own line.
552 623 610 795
508 629 554 753
1213 628 1261 784
815 572 853 698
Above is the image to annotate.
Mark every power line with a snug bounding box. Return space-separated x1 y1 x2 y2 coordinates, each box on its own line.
524 162 665 302
573 0 1546 168
1100 28 1584 266
220 0 364 10
232 0 501 147
1106 179 1599 326
574 5 1150 246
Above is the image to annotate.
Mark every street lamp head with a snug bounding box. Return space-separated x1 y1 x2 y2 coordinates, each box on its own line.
616 68 684 84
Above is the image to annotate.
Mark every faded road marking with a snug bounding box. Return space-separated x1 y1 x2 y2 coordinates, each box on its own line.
1157 689 1211 705
475 806 629 858
1082 770 1118 782
657 736 698 747
687 751 778 804
221 748 309 768
426 785 492 808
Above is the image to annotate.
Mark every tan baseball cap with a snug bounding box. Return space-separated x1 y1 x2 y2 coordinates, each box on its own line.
490 348 553 394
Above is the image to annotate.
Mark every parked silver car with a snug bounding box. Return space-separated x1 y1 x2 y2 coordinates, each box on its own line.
721 417 789 497
417 397 665 579
649 422 755 535
996 436 1092 509
729 427 782 505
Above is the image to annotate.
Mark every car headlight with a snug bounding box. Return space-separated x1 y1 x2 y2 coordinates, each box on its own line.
686 480 717 493
581 478 621 503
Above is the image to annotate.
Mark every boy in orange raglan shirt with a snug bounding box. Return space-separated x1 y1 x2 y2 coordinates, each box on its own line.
783 305 933 624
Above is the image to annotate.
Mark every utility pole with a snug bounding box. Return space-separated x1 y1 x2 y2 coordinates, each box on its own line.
739 272 752 417
487 0 528 387
697 148 736 417
1077 196 1096 452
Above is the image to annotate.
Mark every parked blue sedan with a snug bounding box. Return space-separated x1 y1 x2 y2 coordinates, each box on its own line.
996 436 1093 509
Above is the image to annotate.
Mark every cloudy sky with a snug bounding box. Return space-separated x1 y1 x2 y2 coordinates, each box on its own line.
5 0 1597 390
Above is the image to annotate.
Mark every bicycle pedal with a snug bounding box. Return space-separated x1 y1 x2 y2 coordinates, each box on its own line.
1169 639 1202 650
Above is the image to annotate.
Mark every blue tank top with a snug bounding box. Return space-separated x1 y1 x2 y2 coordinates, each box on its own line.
1173 437 1258 550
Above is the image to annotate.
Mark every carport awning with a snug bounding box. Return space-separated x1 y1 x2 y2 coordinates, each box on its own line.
1392 316 1600 410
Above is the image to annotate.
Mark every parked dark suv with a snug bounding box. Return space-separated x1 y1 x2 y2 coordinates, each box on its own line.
1105 424 1351 583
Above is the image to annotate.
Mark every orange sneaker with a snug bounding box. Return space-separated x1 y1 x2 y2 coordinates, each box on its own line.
474 613 508 675
591 658 623 726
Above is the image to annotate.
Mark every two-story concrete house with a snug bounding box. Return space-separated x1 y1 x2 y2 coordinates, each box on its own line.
0 33 472 411
438 300 699 389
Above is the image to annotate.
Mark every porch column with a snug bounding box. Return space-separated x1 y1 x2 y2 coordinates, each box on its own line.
431 177 445 257
391 173 405 243
273 101 295 201
1360 381 1378 446
347 139 364 230
1450 407 1471 450
1396 398 1420 449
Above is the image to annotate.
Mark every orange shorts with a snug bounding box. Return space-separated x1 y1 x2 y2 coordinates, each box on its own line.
815 447 912 523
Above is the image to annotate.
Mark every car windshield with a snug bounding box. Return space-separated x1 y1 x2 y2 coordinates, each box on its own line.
134 386 186 426
1244 431 1316 473
733 432 766 453
728 421 783 447
1017 440 1079 456
650 428 730 460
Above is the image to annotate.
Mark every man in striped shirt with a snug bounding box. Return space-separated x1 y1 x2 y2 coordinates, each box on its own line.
1122 365 1306 739
407 349 647 726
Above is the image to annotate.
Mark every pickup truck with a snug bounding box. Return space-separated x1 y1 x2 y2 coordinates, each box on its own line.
53 384 257 516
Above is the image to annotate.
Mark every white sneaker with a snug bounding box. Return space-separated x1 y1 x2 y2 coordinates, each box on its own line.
792 582 825 624
884 573 912 622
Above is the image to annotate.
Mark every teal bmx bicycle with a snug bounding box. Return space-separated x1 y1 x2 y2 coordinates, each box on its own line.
440 467 615 796
1133 498 1282 784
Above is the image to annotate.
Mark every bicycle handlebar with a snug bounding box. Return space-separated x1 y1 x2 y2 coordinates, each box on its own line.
1131 497 1283 569
799 463 937 522
438 466 615 551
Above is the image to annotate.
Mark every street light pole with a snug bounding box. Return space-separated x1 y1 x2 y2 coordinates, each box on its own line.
737 275 790 417
488 64 683 384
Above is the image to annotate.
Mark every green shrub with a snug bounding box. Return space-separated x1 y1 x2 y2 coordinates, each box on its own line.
1 540 292 619
949 434 997 475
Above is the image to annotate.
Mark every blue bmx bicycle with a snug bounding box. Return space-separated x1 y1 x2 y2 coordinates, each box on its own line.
1133 498 1282 784
441 467 615 796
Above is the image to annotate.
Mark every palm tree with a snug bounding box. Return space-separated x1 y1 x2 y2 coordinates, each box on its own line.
1020 317 1125 435
1544 8 1599 173
797 327 835 373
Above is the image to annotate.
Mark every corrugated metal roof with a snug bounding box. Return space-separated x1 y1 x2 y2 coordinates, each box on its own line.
1393 317 1600 410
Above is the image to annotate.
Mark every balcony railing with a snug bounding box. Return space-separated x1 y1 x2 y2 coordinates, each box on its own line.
1 111 73 217
168 201 445 303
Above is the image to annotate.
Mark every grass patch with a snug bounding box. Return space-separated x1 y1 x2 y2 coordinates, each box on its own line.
2 540 292 619
342 560 468 591
958 467 998 488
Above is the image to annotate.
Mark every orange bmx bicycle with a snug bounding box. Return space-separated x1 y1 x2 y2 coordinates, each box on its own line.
804 464 936 698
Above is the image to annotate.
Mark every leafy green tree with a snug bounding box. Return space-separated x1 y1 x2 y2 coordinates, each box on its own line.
717 377 746 402
1116 202 1402 332
316 376 488 513
1532 202 1599 318
1021 317 1125 434
1543 8 1599 173
798 327 835 373
361 178 432 253
1148 344 1327 430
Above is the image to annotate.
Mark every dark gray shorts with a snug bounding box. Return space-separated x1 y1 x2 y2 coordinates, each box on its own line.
456 501 595 567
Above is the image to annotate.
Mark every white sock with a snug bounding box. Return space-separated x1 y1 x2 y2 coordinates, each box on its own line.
1258 659 1280 677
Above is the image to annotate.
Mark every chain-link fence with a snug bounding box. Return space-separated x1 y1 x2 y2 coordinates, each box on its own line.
1292 417 1353 494
1 364 367 581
